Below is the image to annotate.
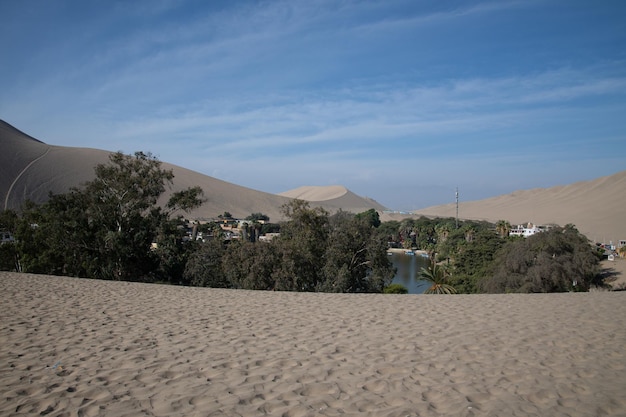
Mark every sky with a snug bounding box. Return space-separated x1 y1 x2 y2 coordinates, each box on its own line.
1 0 625 210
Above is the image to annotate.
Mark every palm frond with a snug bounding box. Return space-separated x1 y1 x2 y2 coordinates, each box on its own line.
419 260 457 294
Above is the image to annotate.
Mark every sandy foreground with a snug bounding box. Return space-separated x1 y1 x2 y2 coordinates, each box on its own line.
2 272 626 417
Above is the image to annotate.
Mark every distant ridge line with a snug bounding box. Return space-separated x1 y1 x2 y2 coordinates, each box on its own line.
0 120 44 143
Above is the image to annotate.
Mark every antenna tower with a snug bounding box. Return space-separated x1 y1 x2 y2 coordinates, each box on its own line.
455 187 459 229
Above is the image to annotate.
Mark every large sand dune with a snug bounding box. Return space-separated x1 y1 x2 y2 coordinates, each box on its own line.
280 185 387 213
409 171 626 245
1 121 381 221
3 119 624 240
1 271 625 416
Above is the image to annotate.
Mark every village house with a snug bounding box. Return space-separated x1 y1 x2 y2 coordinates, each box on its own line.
509 223 552 238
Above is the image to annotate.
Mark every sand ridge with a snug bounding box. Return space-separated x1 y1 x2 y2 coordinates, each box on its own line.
1 120 384 220
2 119 624 236
279 186 350 201
2 272 626 416
411 170 626 245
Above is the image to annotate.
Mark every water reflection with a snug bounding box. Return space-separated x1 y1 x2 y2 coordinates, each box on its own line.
389 252 431 294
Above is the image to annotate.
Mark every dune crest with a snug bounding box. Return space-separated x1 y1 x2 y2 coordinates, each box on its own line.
279 185 349 201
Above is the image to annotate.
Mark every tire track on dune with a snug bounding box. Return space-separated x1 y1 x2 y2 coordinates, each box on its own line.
4 146 51 210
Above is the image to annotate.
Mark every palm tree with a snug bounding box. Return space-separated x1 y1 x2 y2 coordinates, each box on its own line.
423 243 436 261
435 223 451 243
419 259 457 294
399 219 415 249
495 220 511 238
463 225 476 243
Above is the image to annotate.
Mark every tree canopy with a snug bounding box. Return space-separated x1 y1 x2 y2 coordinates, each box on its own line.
1 157 604 295
11 151 204 282
378 217 601 294
183 201 395 293
480 225 600 293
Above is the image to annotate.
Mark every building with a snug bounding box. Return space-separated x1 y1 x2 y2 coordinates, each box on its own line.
509 223 552 238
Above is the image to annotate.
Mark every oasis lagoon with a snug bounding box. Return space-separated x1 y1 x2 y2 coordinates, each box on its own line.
389 251 432 294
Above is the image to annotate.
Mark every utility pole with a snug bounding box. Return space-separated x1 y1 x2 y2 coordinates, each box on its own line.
455 187 459 229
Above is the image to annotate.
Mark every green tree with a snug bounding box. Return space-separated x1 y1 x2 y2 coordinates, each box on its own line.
16 192 94 276
413 217 437 250
448 229 505 293
197 221 224 240
0 209 19 235
152 217 202 284
419 259 457 294
463 225 476 243
377 219 401 248
399 218 416 249
246 213 270 222
480 225 600 293
16 152 204 281
383 283 408 294
435 223 452 243
0 209 20 271
183 238 228 287
219 212 233 219
495 220 512 238
319 211 394 292
84 152 203 280
272 200 330 291
222 240 279 290
355 208 381 228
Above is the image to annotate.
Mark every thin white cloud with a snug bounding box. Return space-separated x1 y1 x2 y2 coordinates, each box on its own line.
2 0 625 209
96 65 626 157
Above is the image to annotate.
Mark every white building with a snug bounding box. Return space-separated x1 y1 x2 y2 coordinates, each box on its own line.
509 223 551 238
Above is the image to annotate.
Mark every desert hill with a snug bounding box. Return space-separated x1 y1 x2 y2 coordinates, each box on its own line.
3 120 624 242
0 120 383 221
279 185 387 213
408 171 626 245
1 120 113 211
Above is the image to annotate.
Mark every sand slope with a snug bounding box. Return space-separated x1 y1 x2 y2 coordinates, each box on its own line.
280 185 351 201
280 185 387 213
1 272 625 417
3 119 624 236
1 120 382 221
411 171 626 244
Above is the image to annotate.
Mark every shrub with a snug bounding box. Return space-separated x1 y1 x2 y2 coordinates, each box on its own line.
383 283 408 294
480 225 600 293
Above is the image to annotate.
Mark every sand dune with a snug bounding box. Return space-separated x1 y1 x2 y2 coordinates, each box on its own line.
3 119 624 239
280 185 350 201
410 171 626 244
1 120 381 221
2 271 626 417
280 185 388 213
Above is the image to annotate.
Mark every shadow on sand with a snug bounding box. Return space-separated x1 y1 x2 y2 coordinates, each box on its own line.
597 262 626 291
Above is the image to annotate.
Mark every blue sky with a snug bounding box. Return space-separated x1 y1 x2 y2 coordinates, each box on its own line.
1 0 625 210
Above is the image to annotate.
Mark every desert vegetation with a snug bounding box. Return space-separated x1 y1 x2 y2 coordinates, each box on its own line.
0 151 604 293
184 203 395 292
380 216 602 293
479 224 601 292
1 152 204 282
0 152 395 292
419 259 457 294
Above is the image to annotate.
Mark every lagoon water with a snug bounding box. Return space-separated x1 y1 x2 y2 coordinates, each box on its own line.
390 252 431 294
